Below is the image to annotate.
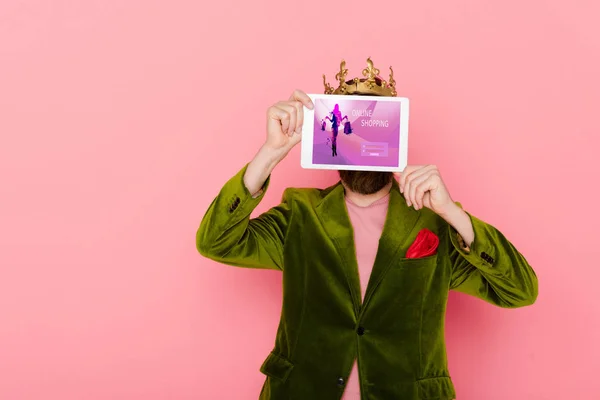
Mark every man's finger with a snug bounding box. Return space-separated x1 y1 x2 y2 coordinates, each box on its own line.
408 168 435 207
268 106 291 135
291 101 304 133
289 89 314 110
290 129 302 146
398 165 428 193
411 173 432 209
279 103 297 135
397 165 417 193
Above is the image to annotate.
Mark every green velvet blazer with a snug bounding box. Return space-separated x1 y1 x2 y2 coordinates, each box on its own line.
196 164 538 400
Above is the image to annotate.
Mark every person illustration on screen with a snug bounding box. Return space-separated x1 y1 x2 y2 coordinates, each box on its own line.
196 58 538 400
325 103 348 157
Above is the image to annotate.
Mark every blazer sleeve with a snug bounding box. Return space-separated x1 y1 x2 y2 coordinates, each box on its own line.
447 202 539 308
196 164 292 271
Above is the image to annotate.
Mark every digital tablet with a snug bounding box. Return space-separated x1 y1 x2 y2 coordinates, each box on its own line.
301 94 409 172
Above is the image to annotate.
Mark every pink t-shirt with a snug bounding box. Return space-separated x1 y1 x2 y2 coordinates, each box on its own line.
341 192 390 400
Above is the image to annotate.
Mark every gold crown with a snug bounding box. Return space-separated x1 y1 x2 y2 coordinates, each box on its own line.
323 57 397 97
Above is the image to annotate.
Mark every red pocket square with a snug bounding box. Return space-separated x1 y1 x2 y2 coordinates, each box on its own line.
405 228 439 259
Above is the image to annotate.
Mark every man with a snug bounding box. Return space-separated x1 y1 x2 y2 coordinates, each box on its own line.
196 58 538 400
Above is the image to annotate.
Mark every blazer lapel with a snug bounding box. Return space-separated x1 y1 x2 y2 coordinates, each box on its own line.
361 179 421 312
315 182 362 317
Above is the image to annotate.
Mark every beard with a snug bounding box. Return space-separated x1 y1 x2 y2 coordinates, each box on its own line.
338 170 394 195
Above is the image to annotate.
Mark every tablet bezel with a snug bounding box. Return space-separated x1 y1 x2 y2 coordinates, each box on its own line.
300 94 409 172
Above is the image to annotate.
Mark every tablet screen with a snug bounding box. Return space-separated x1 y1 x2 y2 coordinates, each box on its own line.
312 97 402 167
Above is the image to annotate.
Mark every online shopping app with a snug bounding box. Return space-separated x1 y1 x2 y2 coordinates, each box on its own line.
312 98 401 167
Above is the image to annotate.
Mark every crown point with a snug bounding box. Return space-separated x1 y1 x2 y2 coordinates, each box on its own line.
325 58 396 97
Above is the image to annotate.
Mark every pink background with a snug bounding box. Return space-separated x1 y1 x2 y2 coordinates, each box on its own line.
1 0 599 399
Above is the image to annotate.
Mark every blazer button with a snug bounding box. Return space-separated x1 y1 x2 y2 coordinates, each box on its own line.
337 377 345 387
357 326 365 335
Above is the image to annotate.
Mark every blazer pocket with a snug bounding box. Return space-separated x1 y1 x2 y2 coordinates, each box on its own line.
399 253 438 266
259 351 294 382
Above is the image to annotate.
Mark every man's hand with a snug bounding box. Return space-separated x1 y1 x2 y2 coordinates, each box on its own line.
395 165 475 246
264 89 314 158
243 90 314 196
394 165 456 216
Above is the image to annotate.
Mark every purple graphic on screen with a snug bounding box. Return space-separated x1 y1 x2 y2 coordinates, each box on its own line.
312 98 401 167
